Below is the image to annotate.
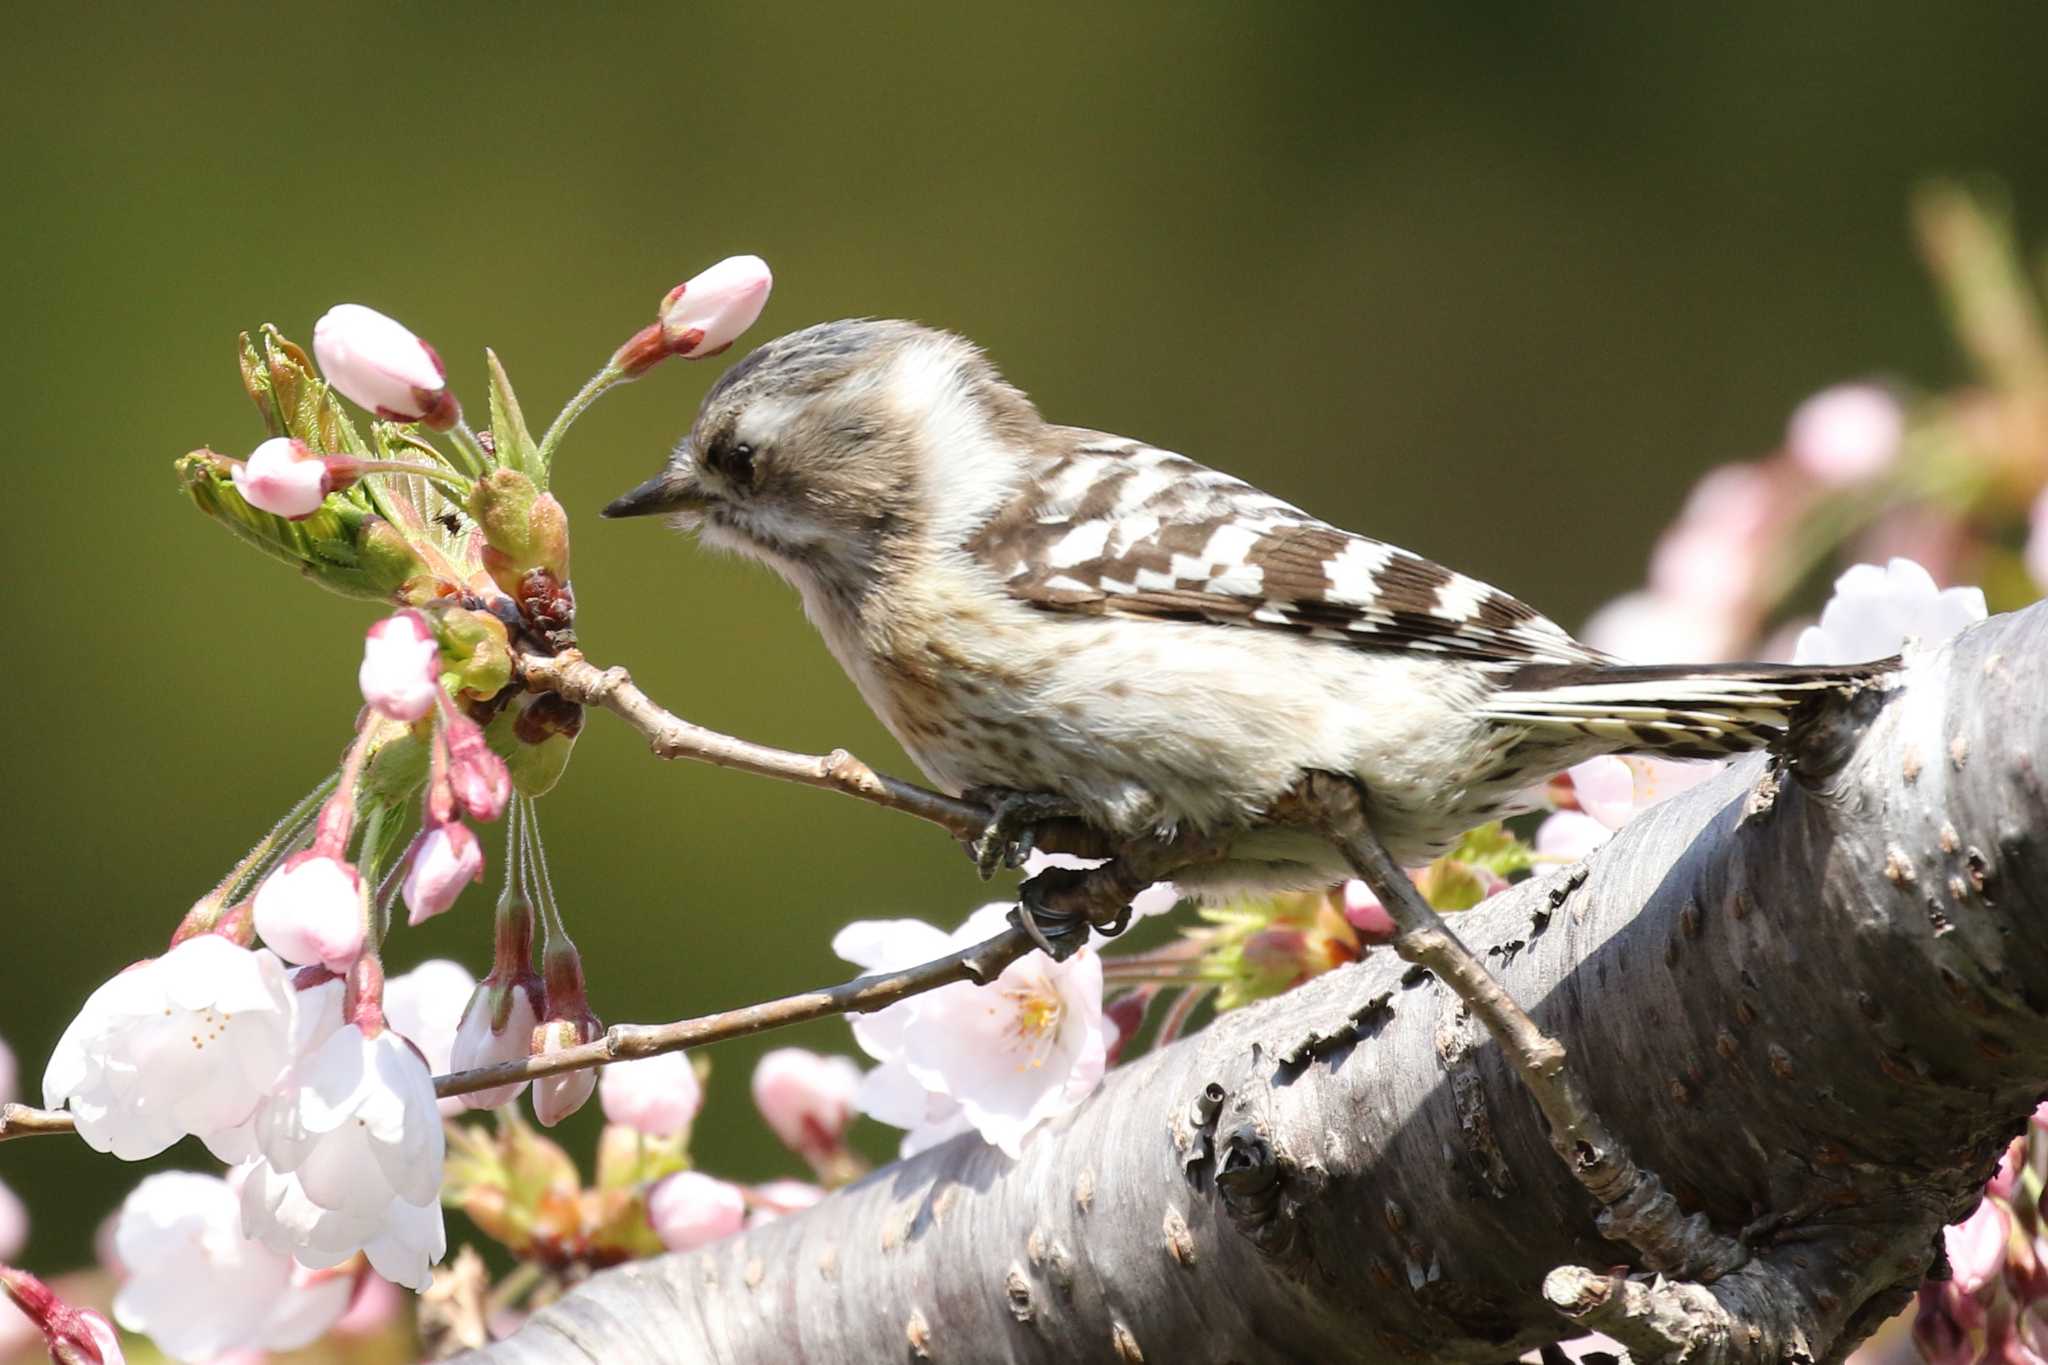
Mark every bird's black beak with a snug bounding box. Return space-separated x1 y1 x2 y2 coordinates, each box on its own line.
601 466 708 519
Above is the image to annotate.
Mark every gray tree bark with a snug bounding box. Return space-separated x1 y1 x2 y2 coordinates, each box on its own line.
462 602 2048 1364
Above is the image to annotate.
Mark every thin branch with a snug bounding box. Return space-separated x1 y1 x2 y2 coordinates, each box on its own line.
518 649 996 843
0 924 1040 1145
1292 772 1750 1281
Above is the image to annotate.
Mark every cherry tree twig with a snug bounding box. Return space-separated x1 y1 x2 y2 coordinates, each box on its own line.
0 924 1040 1144
519 649 996 843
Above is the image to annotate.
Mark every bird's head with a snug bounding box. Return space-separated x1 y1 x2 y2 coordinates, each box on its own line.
603 318 1040 596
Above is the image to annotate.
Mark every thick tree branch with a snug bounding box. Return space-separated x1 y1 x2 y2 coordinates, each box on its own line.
466 602 2048 1364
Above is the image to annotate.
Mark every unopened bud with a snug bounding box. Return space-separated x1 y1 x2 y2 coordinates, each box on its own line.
402 820 485 926
450 892 544 1110
532 935 602 1127
231 437 331 520
442 710 512 821
659 255 773 360
750 1048 860 1172
646 1171 746 1252
600 1049 704 1139
313 303 460 430
0 1265 126 1364
360 610 442 723
468 469 571 601
428 607 513 702
252 852 367 973
1341 880 1397 944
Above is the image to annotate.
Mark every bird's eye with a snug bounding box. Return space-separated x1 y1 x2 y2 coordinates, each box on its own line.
708 440 756 487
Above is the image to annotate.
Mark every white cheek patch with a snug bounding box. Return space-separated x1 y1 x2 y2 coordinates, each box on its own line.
890 339 1023 545
1323 540 1395 607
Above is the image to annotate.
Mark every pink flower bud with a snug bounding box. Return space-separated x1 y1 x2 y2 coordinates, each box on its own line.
313 303 460 430
402 821 485 926
450 974 543 1110
646 1172 746 1252
750 1048 860 1164
0 1266 125 1365
658 256 773 359
443 713 511 823
359 611 441 723
1340 879 1397 944
252 853 366 973
599 1050 703 1138
1787 383 1904 485
231 437 331 519
530 1018 597 1126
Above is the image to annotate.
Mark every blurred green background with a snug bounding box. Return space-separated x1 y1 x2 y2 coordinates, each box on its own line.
5 3 2046 1272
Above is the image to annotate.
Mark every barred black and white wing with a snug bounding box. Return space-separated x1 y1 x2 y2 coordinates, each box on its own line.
967 432 1892 761
968 434 1598 668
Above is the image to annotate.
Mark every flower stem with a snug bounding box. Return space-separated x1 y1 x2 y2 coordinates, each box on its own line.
537 362 627 466
207 771 341 906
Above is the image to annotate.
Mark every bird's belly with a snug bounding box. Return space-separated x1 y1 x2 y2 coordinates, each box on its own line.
869 611 1525 865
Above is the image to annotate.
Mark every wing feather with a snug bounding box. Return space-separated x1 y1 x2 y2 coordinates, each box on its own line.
966 434 1601 668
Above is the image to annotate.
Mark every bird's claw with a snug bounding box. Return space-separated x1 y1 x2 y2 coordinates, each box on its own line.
967 789 1084 881
1003 863 1130 961
1009 865 1095 962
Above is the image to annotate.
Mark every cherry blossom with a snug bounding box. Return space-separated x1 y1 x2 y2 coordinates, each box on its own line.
43 937 305 1161
358 612 441 723
599 1050 703 1139
382 958 477 1117
252 852 366 973
312 303 459 429
1533 754 1725 859
646 1172 746 1252
1786 382 1904 485
111 1170 351 1362
750 1048 860 1164
231 437 331 520
1792 557 1987 664
242 1022 446 1289
451 896 545 1110
837 903 1112 1159
658 255 773 359
402 821 485 926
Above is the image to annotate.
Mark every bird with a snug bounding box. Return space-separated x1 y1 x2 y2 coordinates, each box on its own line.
603 318 1889 905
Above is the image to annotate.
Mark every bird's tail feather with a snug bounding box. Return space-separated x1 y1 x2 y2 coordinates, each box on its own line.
1483 659 1897 759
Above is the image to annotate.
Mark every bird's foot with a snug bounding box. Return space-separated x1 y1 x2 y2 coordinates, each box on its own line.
1009 863 1122 962
1009 850 1155 960
965 788 1086 881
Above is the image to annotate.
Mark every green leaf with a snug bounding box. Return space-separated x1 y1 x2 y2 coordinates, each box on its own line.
487 348 543 486
176 451 425 601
